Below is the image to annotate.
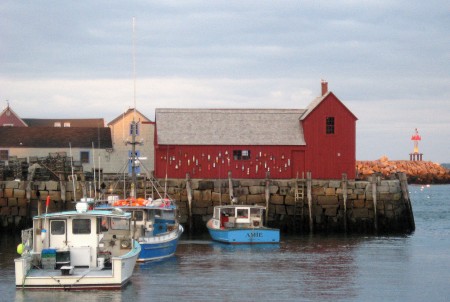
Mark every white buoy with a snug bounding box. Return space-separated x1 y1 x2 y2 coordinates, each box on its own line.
41 229 47 242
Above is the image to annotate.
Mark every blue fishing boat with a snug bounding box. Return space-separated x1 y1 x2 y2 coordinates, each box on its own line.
206 205 280 244
97 197 183 262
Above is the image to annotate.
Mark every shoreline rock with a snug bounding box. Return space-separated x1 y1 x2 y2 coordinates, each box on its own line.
356 156 450 184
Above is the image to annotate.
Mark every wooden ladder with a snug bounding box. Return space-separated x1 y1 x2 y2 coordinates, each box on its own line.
294 173 306 228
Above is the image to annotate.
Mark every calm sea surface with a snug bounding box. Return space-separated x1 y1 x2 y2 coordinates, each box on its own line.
1 184 449 302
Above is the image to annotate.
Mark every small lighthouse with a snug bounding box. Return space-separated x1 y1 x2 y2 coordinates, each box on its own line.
410 128 422 161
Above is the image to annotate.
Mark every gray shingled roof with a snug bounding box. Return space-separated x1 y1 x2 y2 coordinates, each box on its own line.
0 127 112 148
156 108 306 145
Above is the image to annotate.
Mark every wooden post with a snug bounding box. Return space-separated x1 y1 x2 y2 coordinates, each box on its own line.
186 173 193 232
26 181 32 225
307 171 313 233
228 171 234 203
264 171 270 224
81 182 87 199
398 172 416 231
59 174 66 211
342 173 348 232
37 187 42 217
371 174 378 232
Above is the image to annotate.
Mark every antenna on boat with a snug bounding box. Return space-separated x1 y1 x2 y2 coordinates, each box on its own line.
164 146 169 199
92 142 97 198
130 17 137 199
69 142 77 202
132 17 137 123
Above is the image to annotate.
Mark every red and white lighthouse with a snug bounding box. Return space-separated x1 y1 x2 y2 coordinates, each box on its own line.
410 128 422 161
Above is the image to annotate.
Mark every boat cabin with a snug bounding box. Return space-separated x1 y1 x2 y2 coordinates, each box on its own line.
31 208 133 269
213 205 267 229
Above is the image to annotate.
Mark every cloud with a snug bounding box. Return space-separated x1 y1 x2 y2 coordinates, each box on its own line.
0 0 449 162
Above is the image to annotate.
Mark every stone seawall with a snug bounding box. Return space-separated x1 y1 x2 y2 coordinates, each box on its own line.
0 173 415 234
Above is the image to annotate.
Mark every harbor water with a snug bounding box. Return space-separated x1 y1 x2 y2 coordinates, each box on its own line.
1 184 449 302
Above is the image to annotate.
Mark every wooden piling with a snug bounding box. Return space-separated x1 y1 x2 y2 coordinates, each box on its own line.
26 181 32 225
59 174 66 211
264 172 270 223
228 171 234 203
186 173 193 231
342 173 348 232
307 171 313 233
371 174 378 232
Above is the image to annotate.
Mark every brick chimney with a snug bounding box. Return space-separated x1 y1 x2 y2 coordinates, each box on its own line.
321 80 328 96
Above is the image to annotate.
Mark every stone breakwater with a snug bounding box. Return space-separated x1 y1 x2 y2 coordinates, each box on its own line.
0 173 415 234
356 157 450 184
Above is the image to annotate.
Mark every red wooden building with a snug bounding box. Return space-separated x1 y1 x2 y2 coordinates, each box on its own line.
154 82 357 179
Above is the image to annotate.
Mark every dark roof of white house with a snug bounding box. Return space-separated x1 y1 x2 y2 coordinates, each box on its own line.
23 118 105 127
155 108 306 146
0 127 112 148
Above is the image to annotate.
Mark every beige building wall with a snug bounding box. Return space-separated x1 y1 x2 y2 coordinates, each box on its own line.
106 110 155 176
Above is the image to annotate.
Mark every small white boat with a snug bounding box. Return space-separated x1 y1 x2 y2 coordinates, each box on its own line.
14 201 141 290
206 205 280 244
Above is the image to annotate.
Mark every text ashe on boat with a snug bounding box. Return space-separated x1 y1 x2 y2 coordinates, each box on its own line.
206 204 280 244
15 198 141 290
96 119 183 262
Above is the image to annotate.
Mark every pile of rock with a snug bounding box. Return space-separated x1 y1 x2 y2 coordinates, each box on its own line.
356 156 450 184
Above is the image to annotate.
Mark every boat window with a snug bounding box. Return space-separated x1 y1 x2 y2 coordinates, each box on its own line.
51 220 65 235
132 211 144 221
215 208 221 219
161 211 175 219
73 219 91 234
250 208 261 217
98 217 109 233
110 218 130 230
237 208 249 218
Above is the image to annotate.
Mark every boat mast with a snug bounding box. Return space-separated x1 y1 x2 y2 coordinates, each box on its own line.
130 17 137 199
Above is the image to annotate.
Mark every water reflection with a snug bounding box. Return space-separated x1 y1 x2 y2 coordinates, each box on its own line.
15 290 124 302
3 183 447 302
285 235 360 301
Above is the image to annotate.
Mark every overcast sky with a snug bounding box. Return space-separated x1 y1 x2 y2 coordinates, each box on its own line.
1 1 449 163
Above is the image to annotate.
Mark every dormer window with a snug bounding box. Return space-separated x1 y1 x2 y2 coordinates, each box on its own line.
64 122 71 127
129 122 140 136
54 122 61 127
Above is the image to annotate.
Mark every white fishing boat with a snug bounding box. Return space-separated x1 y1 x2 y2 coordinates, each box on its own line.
14 199 141 290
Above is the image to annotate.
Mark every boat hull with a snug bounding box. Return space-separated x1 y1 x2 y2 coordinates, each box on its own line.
207 221 279 244
138 225 184 262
